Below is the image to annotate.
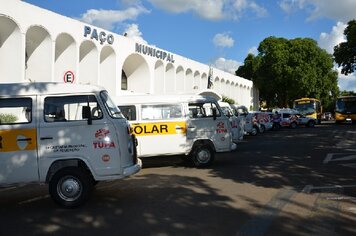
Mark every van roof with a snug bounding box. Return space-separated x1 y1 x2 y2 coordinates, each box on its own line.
114 94 217 105
0 82 105 96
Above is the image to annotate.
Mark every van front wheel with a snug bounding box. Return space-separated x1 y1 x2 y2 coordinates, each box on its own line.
49 167 93 208
191 145 214 168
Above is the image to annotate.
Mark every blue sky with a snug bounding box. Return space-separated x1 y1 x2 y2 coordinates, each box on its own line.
23 0 356 92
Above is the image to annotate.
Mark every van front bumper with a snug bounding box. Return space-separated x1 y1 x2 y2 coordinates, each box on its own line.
231 143 237 151
123 158 142 177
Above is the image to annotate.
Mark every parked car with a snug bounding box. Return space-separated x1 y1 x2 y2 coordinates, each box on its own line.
250 111 273 132
273 108 299 129
296 114 317 127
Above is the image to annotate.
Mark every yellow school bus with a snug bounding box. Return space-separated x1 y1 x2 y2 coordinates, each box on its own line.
335 96 356 123
293 98 322 124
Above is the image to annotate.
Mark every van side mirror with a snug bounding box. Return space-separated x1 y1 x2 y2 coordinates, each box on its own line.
212 108 217 120
82 106 92 125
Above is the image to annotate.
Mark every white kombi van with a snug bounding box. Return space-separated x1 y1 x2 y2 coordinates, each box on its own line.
0 83 141 207
218 101 244 142
115 94 237 167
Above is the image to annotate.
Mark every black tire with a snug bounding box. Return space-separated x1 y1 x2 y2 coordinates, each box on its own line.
290 122 297 129
191 145 214 168
259 125 266 133
250 126 258 136
307 120 315 127
49 167 93 208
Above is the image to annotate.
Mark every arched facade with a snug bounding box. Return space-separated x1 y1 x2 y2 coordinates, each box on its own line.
0 16 22 83
26 25 52 82
0 1 258 109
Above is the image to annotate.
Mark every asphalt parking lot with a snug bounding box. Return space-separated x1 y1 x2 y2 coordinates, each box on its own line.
1 123 356 236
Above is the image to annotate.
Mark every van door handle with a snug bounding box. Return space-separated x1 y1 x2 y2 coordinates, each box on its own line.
40 137 53 140
175 126 183 130
17 138 32 141
187 126 196 129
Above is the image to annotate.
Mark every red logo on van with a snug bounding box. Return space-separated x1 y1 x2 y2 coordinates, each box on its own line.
216 122 228 134
93 128 116 149
95 128 110 139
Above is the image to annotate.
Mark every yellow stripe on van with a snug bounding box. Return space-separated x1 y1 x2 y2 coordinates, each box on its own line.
131 121 186 136
0 128 37 152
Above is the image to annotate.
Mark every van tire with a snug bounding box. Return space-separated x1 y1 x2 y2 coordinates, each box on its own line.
191 145 214 168
259 125 266 133
290 122 297 129
49 167 93 208
251 126 258 136
307 120 315 127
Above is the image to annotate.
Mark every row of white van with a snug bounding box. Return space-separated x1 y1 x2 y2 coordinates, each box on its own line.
0 82 314 208
0 83 242 208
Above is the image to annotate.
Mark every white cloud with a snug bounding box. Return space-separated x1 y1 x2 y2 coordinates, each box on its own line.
213 32 234 48
147 0 267 21
318 22 355 92
318 22 346 54
338 72 356 92
123 23 147 44
78 5 149 31
279 0 356 22
248 46 258 55
212 57 242 74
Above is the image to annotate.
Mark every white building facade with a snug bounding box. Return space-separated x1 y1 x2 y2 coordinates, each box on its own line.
0 0 259 109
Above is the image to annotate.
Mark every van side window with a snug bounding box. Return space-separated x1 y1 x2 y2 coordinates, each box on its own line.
141 104 182 120
0 98 32 124
188 102 221 118
44 95 102 122
118 105 136 121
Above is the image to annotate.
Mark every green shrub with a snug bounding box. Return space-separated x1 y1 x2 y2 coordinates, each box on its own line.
0 113 18 123
222 95 235 105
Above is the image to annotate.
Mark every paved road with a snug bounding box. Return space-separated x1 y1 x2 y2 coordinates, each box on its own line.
1 123 356 236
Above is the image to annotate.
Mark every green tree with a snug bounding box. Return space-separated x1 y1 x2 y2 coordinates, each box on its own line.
222 95 235 104
236 36 339 108
334 20 356 75
340 90 356 96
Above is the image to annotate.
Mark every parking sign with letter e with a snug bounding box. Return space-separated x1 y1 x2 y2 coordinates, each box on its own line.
64 71 75 83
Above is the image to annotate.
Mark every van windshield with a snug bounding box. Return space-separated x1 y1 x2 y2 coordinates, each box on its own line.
100 91 124 119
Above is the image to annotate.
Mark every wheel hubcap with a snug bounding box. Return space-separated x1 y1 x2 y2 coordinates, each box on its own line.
58 176 82 201
197 149 210 163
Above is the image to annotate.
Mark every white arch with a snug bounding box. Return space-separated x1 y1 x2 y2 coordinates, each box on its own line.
79 40 98 85
0 16 22 83
220 78 225 95
165 63 175 94
230 82 235 100
100 46 116 94
26 25 52 82
154 60 164 94
122 53 150 93
175 66 184 93
225 80 230 98
239 84 243 108
214 77 220 93
185 68 193 92
193 71 200 91
55 33 77 83
234 83 239 104
201 72 208 90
